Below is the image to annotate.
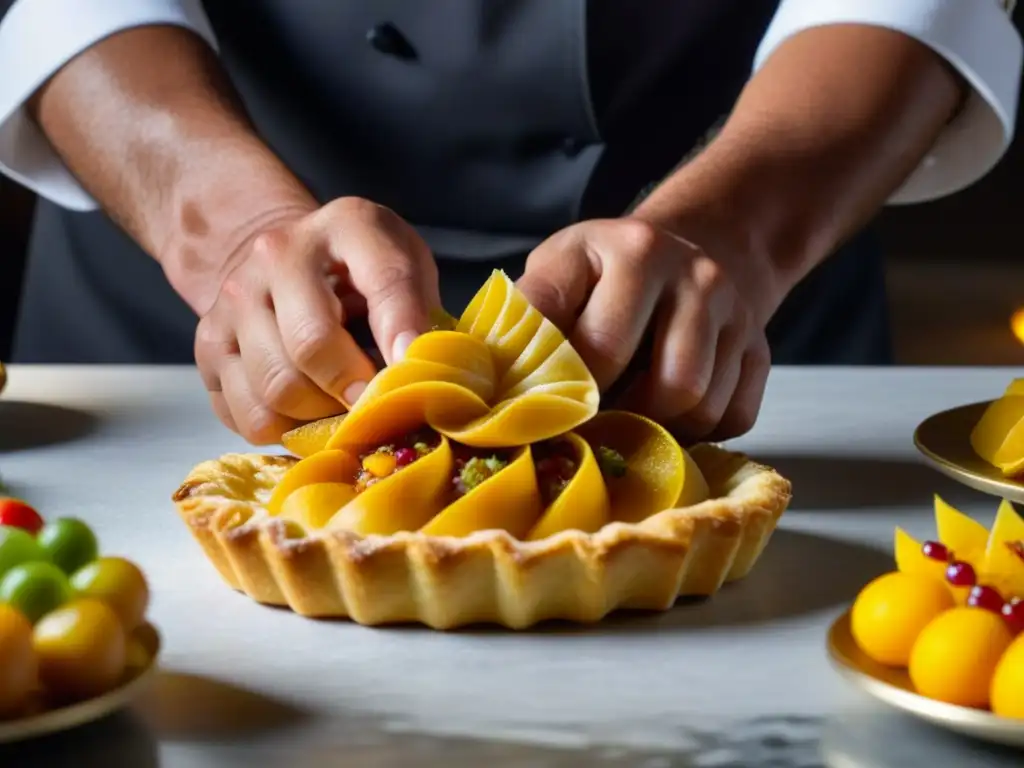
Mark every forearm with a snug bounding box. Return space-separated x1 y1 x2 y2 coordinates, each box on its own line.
634 24 963 322
30 25 316 314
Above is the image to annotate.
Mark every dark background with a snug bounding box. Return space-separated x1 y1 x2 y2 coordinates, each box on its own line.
2 10 1022 364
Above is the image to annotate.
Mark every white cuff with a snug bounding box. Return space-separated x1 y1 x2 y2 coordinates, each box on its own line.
754 0 1023 204
0 0 218 211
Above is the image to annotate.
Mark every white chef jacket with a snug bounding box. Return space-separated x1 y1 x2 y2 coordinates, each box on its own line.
0 0 1020 211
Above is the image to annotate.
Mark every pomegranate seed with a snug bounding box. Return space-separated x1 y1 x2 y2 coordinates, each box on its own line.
967 585 1005 614
394 447 417 467
921 540 950 562
1002 599 1024 634
945 560 977 588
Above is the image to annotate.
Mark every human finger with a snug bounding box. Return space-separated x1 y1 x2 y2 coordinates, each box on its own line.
707 337 772 441
218 354 300 445
516 227 596 334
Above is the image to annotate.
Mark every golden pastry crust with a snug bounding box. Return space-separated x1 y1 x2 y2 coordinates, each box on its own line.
172 443 791 630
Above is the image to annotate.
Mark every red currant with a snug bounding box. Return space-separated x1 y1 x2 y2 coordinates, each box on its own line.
945 560 977 588
967 585 1005 614
921 540 950 562
0 498 44 535
1002 598 1024 634
394 447 417 467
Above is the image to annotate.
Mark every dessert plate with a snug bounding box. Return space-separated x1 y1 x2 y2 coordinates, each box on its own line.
827 611 1023 749
914 402 1024 504
0 627 160 744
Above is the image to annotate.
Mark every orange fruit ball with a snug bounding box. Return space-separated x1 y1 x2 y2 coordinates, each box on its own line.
909 607 1014 709
850 571 955 666
0 604 37 716
33 598 127 703
991 633 1024 719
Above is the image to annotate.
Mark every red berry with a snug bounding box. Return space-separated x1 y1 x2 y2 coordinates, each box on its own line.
945 560 977 588
1002 599 1024 634
921 540 950 562
0 498 44 535
394 448 417 467
967 585 1005 614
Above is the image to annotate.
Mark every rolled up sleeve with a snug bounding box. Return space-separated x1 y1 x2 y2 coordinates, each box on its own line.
0 0 219 211
754 0 1023 204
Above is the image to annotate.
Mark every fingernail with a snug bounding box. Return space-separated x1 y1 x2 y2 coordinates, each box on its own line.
343 380 368 406
392 331 418 363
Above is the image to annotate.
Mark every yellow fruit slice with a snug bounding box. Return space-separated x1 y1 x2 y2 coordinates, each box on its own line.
575 411 708 523
934 494 990 564
440 394 596 448
266 449 361 514
1005 378 1024 397
980 499 1024 599
421 447 543 539
327 437 454 535
908 606 1013 708
0 604 36 716
970 394 1024 477
279 483 358 530
527 434 612 541
281 413 348 458
991 633 1024 719
850 571 955 667
894 527 948 583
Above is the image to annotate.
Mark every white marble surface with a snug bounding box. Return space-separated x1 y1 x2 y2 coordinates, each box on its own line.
0 365 1020 767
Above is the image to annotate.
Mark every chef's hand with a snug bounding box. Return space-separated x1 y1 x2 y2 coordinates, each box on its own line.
516 218 772 442
194 197 440 444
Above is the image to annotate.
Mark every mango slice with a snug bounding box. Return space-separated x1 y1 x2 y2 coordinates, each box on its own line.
894 527 947 583
527 434 611 541
421 447 543 538
575 411 708 524
327 437 454 535
279 483 358 529
981 500 1024 598
1004 378 1024 397
970 395 1024 477
281 414 348 458
266 449 360 514
934 494 990 563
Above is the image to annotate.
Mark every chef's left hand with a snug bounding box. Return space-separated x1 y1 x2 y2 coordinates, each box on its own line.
516 217 773 442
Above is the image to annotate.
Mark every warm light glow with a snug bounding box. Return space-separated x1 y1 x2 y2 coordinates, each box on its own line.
1012 308 1024 346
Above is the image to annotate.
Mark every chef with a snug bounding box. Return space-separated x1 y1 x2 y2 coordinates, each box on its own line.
0 1 1020 445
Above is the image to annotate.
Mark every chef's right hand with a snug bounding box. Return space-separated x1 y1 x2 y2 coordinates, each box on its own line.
193 197 441 445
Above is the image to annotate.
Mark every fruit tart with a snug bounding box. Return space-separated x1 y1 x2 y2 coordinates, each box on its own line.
173 270 792 629
850 495 1024 718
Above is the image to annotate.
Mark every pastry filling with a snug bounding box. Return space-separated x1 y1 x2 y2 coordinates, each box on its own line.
596 445 627 479
533 439 580 503
451 446 511 496
354 429 439 493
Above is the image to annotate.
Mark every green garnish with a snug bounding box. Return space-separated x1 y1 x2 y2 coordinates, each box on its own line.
459 455 508 491
413 442 432 457
597 446 627 478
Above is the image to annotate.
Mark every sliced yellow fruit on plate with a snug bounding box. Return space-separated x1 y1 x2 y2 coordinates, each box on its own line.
281 413 348 458
970 394 1024 477
980 499 1024 598
934 494 989 564
439 394 595 448
527 434 611 541
894 526 947 583
266 449 360 514
421 447 543 539
279 482 358 529
575 411 708 524
328 437 454 535
1004 378 1024 397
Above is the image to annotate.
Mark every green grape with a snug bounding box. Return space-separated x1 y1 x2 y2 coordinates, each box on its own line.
37 518 99 574
0 525 48 580
0 561 72 623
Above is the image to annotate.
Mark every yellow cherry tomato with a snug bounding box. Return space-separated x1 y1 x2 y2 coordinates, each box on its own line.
991 633 1024 719
0 604 37 716
70 557 150 631
850 571 955 667
909 607 1013 709
33 598 127 702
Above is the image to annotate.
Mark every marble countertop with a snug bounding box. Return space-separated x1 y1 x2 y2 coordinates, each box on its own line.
0 365 1020 767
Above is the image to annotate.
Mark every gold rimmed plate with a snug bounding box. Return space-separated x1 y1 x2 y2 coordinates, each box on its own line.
914 401 1024 504
827 611 1024 749
0 625 161 744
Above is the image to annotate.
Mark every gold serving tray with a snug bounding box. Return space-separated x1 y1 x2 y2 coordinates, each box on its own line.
0 626 161 744
827 611 1024 749
913 401 1024 504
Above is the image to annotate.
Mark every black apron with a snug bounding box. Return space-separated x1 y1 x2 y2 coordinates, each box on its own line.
12 0 892 366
